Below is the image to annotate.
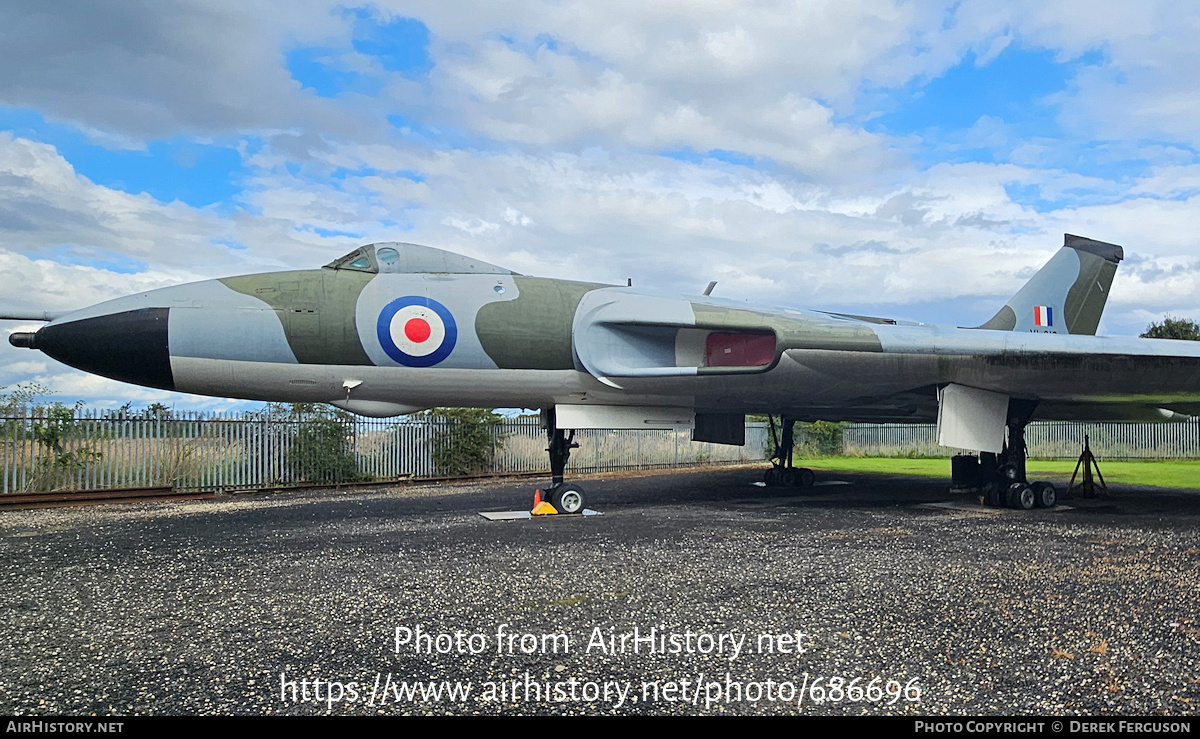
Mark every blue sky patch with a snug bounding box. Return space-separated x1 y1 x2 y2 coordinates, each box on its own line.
288 11 430 97
39 245 148 274
854 44 1184 206
0 107 242 207
867 47 1085 138
330 166 425 183
287 47 378 98
863 46 1111 177
351 11 432 76
304 226 362 239
661 147 760 168
1003 180 1124 213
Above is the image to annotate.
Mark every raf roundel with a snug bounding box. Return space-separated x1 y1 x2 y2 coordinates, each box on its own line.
376 296 458 367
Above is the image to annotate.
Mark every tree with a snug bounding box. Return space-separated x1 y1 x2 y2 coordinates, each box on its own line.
1140 316 1200 341
0 382 53 415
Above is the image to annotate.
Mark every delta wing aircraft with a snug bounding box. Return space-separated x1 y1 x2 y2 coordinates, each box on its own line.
6 235 1200 513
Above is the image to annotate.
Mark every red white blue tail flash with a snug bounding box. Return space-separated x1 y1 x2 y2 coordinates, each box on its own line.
376 296 457 366
1033 305 1053 327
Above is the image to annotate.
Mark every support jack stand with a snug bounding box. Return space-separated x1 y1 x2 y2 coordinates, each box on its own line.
1067 435 1108 499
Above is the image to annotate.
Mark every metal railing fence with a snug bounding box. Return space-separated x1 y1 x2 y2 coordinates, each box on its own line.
0 411 769 494
842 419 1200 460
11 409 1195 495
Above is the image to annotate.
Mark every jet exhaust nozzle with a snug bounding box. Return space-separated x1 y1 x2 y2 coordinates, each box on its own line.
8 332 37 349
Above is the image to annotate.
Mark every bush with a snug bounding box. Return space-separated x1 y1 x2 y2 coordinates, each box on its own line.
760 416 846 459
1 384 103 491
285 406 362 484
428 408 503 476
800 420 845 457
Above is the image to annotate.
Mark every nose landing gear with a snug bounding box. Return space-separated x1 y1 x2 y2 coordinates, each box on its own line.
538 415 588 514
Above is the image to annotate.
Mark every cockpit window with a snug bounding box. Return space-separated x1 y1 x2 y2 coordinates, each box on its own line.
324 242 517 275
323 247 378 273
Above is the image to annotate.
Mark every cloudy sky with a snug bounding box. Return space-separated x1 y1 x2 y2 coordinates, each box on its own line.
2 0 1199 410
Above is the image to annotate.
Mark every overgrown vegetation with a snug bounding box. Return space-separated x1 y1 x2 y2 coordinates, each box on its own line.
0 382 52 416
426 408 504 476
1141 316 1200 340
799 420 846 456
755 416 847 458
272 403 363 484
1 383 102 491
108 401 173 421
28 400 103 490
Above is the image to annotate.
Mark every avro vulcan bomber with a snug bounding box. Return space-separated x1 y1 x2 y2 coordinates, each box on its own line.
6 235 1200 512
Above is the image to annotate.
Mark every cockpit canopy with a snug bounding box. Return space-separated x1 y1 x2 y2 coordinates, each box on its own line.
324 242 516 275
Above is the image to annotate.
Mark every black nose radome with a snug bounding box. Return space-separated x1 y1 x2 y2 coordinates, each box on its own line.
34 308 175 391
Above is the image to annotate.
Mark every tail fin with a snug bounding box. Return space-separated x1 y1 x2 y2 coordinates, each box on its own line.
976 234 1123 335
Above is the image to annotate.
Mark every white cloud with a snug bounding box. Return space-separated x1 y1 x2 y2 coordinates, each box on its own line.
0 133 242 275
410 5 906 178
501 207 532 226
441 215 501 236
0 0 361 140
254 139 1196 326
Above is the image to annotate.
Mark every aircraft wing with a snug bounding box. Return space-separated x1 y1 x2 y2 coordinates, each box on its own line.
834 324 1200 405
571 287 1200 425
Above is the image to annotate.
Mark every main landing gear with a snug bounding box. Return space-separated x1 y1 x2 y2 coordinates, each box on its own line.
976 401 1058 510
541 419 587 514
762 416 815 488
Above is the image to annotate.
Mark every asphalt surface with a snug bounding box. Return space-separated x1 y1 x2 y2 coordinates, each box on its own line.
0 465 1198 716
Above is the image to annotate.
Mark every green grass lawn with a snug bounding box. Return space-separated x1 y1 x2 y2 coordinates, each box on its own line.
791 457 1200 490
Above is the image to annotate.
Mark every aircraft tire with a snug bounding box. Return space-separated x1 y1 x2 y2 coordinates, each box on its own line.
798 468 815 487
1007 482 1036 510
552 484 586 514
982 482 1002 507
1004 483 1021 508
764 468 780 486
1018 484 1037 510
780 468 799 487
1033 481 1057 508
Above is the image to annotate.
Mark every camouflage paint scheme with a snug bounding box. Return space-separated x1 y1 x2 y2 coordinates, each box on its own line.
11 236 1200 425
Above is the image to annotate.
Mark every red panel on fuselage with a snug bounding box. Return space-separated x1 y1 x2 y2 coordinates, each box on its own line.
704 332 776 367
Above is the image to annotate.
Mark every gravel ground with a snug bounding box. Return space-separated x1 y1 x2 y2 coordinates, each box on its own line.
0 466 1197 716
